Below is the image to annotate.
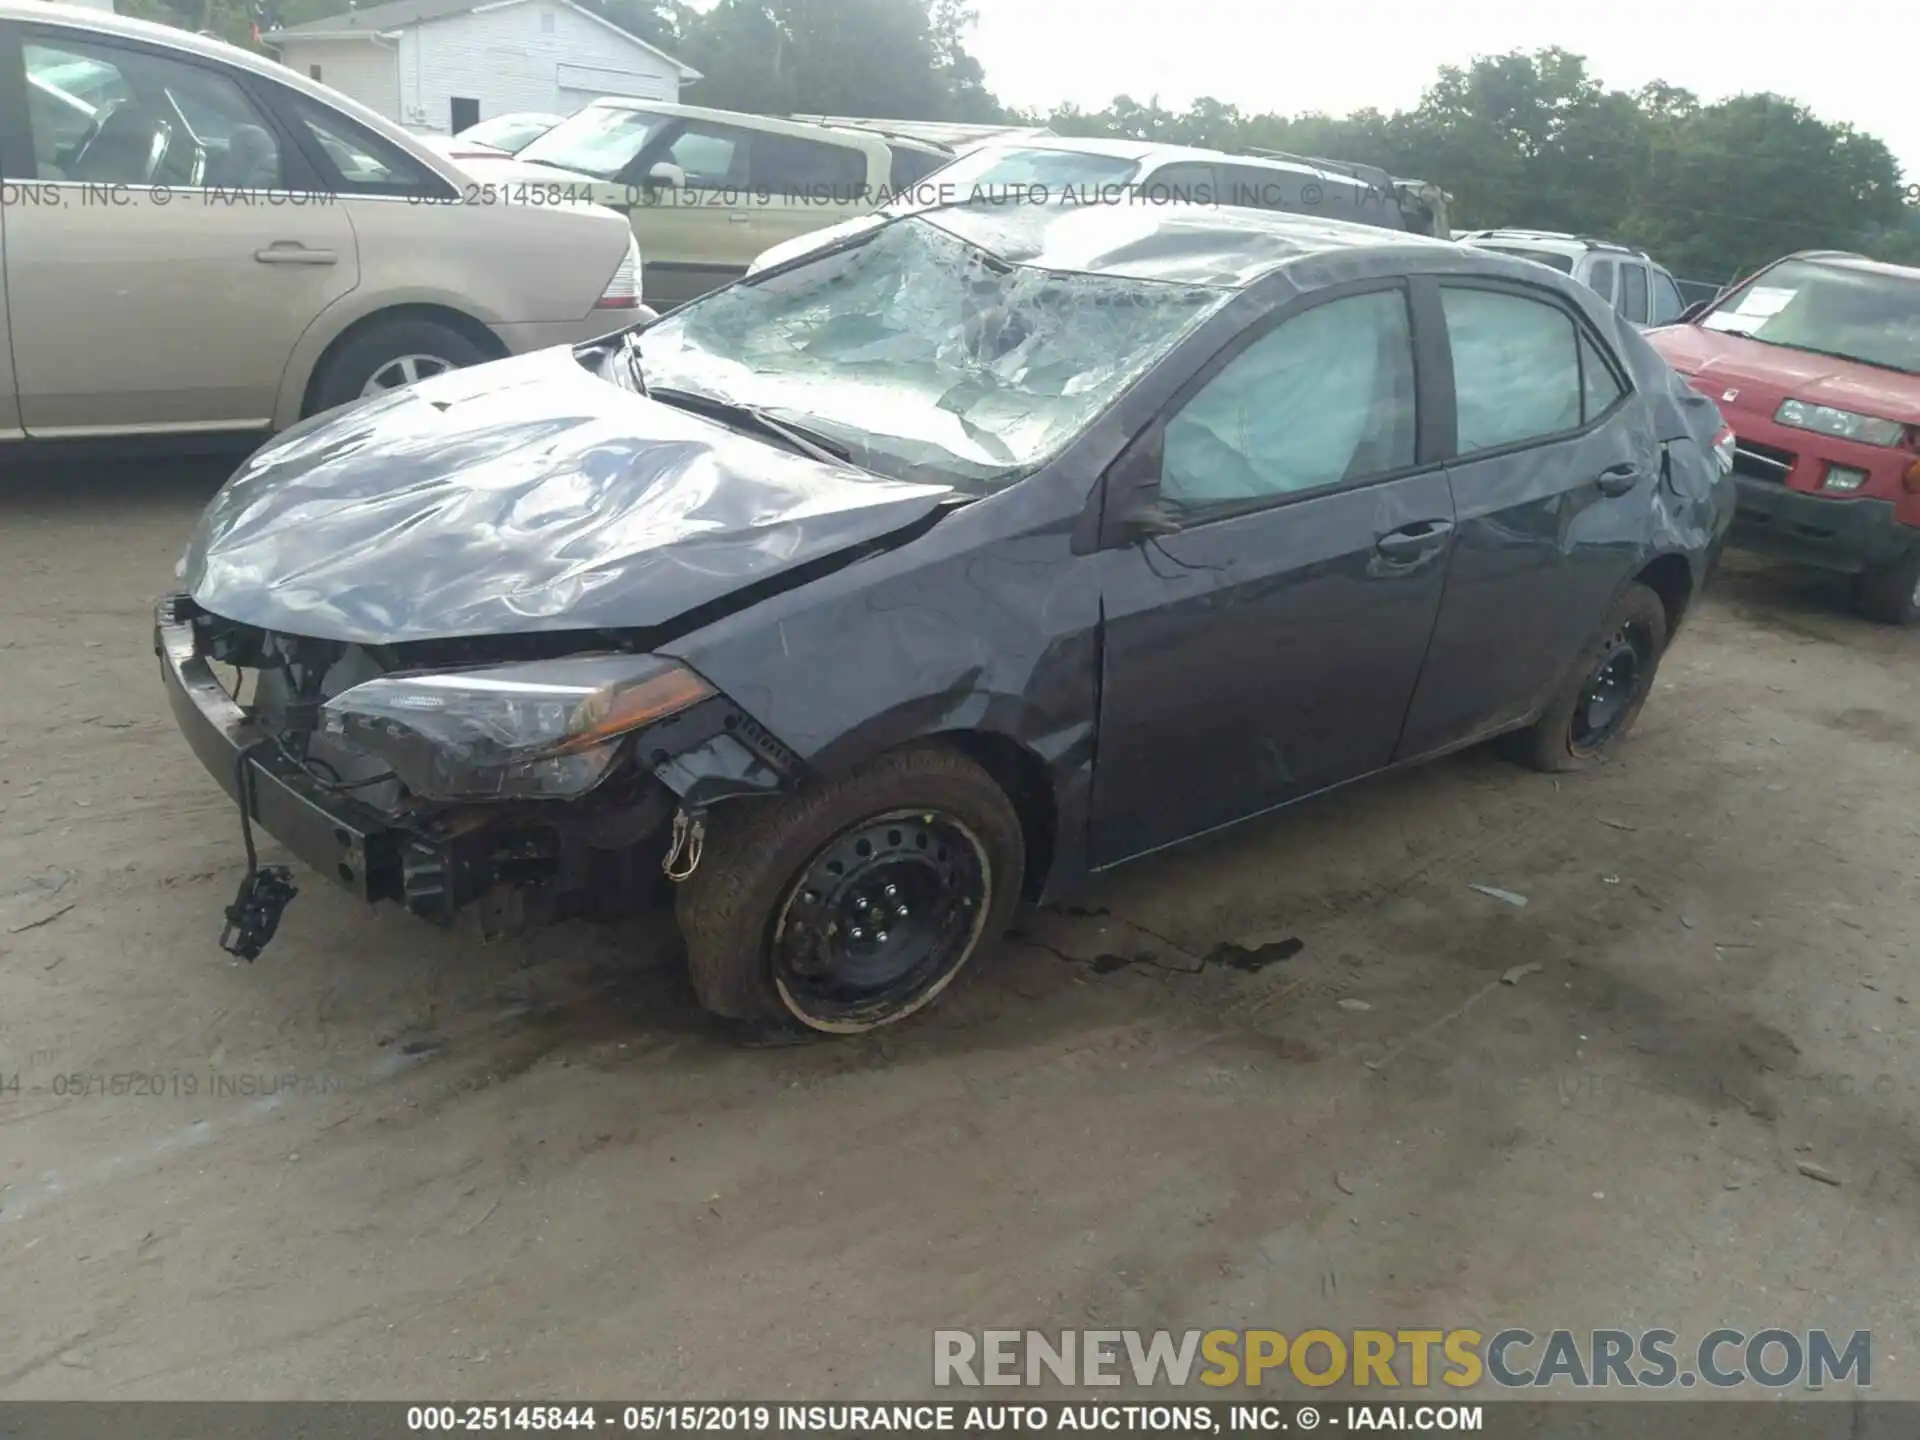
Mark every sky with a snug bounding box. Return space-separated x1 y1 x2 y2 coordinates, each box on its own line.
967 0 1920 185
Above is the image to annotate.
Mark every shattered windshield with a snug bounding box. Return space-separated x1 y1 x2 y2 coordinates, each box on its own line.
634 215 1231 488
1701 259 1920 375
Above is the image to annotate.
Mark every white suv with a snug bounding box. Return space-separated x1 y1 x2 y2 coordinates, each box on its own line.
1458 230 1689 328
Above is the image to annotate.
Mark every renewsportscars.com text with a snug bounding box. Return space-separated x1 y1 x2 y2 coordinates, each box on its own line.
933 1328 1870 1390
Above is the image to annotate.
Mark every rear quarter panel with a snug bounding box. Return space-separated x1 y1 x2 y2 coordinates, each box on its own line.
272 197 633 426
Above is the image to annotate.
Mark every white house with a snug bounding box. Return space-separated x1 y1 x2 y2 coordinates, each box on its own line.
264 0 700 136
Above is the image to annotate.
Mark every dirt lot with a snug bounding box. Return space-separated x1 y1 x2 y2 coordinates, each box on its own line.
2 460 1918 1401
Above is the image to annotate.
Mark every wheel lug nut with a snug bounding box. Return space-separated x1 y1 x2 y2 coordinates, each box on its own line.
875 930 889 943
884 883 899 899
896 905 909 919
850 926 866 941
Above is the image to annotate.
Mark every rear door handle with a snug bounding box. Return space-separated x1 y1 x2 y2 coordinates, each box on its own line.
1375 518 1454 559
727 213 750 223
1596 462 1641 497
254 242 336 265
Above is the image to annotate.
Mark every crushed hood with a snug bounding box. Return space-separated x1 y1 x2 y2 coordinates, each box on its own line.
183 345 955 645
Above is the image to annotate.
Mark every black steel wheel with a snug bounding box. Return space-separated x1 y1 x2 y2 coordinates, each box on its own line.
676 744 1025 1034
1509 582 1670 773
771 810 992 1030
1568 622 1652 755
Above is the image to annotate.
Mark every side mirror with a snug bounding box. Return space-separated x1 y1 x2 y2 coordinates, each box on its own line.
647 161 685 190
1121 501 1184 540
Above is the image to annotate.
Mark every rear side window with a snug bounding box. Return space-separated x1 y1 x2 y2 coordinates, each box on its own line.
752 132 867 199
1441 287 1584 454
1587 259 1617 304
1650 270 1687 325
290 95 444 195
1579 334 1625 420
1618 263 1650 324
888 146 945 190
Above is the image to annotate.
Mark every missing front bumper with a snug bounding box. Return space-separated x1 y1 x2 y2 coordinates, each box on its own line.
157 596 508 921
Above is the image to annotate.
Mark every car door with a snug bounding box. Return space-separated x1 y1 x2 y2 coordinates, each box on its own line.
1394 277 1656 760
0 22 357 435
1090 282 1456 866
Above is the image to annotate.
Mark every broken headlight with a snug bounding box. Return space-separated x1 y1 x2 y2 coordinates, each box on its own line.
321 655 714 801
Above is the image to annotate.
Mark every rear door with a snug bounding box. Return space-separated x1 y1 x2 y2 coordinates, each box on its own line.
0 21 358 435
1395 277 1657 759
1091 281 1456 865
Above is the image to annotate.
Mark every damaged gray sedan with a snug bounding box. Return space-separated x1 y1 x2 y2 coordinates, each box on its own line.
158 201 1736 1035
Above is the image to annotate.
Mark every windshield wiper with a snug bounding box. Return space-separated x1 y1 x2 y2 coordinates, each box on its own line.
647 387 852 465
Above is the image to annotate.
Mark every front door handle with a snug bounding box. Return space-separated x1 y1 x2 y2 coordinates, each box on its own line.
254 242 336 265
727 213 751 223
1596 462 1641 497
1375 518 1454 560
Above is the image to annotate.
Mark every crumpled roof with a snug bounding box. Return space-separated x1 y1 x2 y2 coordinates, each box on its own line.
917 200 1458 289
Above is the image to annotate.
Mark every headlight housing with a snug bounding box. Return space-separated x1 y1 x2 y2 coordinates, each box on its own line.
321 654 713 801
1774 399 1905 448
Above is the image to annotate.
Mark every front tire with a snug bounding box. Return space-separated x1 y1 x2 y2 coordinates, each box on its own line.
675 744 1025 1034
1508 583 1669 773
1855 549 1920 626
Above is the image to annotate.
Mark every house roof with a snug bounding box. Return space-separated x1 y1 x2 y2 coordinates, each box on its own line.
266 0 700 79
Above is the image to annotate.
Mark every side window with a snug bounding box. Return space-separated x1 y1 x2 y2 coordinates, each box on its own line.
21 35 280 187
1441 287 1583 453
1218 164 1285 212
1161 289 1417 511
662 122 749 187
1143 161 1220 205
1649 270 1687 325
1618 263 1650 324
1579 334 1625 421
289 95 443 194
888 146 945 191
751 132 866 199
1587 259 1616 304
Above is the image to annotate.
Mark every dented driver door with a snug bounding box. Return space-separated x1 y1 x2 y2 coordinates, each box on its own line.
1089 284 1456 868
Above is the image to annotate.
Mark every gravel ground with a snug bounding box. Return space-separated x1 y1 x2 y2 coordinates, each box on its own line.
1 461 1917 1400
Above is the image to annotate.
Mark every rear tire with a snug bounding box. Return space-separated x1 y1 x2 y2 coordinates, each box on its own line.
1507 583 1669 773
1855 549 1920 626
675 744 1025 1034
307 317 493 414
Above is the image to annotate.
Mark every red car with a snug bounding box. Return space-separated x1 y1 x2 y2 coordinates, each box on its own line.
1646 250 1920 624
